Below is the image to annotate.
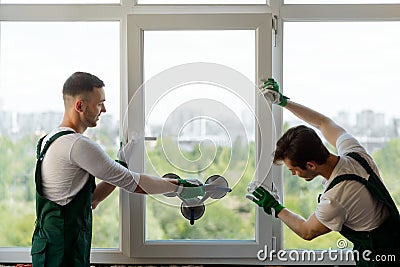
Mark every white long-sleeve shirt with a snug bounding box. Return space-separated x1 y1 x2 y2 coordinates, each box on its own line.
40 127 139 205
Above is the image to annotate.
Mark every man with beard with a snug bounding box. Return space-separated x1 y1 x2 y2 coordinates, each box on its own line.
31 72 204 267
247 78 399 266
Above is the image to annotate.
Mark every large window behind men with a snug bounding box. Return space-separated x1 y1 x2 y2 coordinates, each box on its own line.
283 21 400 249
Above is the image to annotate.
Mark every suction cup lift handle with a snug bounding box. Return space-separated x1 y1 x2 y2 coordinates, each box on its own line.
194 185 230 205
162 173 232 225
190 208 195 225
202 184 232 193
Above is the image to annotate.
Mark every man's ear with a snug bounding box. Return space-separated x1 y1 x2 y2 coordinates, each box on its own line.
74 99 84 113
306 161 317 170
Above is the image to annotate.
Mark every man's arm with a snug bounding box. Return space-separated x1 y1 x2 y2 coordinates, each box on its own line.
247 185 331 240
278 208 331 240
133 174 205 201
134 174 177 194
260 79 346 147
284 101 346 148
92 181 116 209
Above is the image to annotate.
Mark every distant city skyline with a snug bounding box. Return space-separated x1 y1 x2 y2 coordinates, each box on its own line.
2 108 396 154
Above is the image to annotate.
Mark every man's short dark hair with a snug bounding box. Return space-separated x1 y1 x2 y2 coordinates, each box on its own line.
63 72 105 97
273 125 330 169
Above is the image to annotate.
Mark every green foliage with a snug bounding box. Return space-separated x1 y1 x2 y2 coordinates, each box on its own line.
1 131 399 253
92 184 119 248
0 135 37 201
372 138 400 207
144 136 255 240
146 195 253 240
284 224 348 250
0 201 35 247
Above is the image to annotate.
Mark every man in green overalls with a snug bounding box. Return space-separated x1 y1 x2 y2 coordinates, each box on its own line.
247 78 399 266
31 72 205 267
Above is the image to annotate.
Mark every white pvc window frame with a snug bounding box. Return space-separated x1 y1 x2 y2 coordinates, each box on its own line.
124 13 277 265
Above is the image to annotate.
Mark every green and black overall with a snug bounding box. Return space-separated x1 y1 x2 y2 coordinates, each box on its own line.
320 152 400 267
31 131 96 267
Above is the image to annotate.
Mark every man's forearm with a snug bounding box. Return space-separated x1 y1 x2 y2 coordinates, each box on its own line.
284 101 346 147
278 208 331 241
92 181 116 209
278 208 310 239
136 174 177 194
285 101 331 130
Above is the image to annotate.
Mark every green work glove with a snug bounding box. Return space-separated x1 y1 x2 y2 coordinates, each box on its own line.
176 178 205 200
246 183 284 217
259 78 289 107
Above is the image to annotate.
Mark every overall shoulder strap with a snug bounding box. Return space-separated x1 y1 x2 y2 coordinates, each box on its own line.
346 152 374 175
325 152 399 217
37 130 75 160
35 130 75 195
324 151 375 193
325 173 367 193
36 135 47 160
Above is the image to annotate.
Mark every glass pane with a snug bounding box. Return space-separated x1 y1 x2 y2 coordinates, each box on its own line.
283 21 400 249
1 0 119 3
285 0 400 3
143 30 256 240
137 0 266 4
0 22 120 248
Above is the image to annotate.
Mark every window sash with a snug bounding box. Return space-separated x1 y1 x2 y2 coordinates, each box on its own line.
125 13 275 261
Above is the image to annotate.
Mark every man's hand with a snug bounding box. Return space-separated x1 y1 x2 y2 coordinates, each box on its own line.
259 78 289 107
246 183 284 217
176 178 205 200
177 178 202 187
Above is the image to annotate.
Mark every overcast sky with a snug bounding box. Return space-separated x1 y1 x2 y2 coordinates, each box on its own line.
1 20 399 126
